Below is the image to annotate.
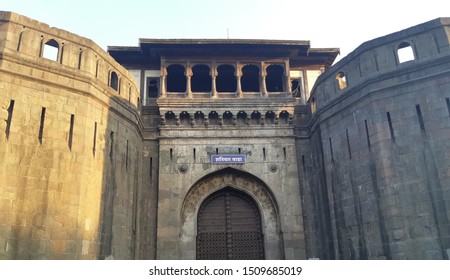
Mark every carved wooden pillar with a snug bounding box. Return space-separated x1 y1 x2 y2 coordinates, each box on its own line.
160 64 167 98
236 64 243 98
261 63 268 97
211 64 218 98
186 63 193 98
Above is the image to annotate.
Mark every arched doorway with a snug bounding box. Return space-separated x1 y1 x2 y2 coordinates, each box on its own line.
196 187 265 260
180 168 283 259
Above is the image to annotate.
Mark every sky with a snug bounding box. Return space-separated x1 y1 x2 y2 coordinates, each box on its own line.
2 0 448 63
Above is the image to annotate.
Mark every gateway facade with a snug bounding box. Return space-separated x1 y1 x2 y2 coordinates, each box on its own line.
1 11 450 259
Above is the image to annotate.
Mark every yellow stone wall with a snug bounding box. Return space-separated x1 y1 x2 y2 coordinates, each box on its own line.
0 12 142 259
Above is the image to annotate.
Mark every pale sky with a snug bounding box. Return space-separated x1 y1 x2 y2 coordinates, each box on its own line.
2 0 448 63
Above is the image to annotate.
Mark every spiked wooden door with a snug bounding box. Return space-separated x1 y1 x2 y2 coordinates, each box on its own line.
196 188 264 259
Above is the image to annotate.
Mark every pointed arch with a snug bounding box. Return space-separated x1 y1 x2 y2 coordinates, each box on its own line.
180 167 283 259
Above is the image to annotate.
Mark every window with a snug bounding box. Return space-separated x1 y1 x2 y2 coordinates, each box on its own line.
241 65 260 92
217 64 237 92
167 64 186 93
110 71 119 91
336 72 347 90
42 39 59 61
266 65 284 92
191 64 211 92
397 42 415 63
147 78 159 98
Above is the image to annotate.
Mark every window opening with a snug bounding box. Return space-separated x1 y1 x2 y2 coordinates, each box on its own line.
147 78 159 98
167 64 186 93
223 111 233 125
336 72 347 90
180 111 190 126
216 65 237 92
42 39 59 61
209 111 219 125
397 42 415 63
279 111 289 124
165 111 176 125
194 111 205 126
265 111 275 125
291 79 301 98
266 64 284 92
191 64 211 92
251 111 261 125
237 111 247 126
110 71 119 91
241 65 260 92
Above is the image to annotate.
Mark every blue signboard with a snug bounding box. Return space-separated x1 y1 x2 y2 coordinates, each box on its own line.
211 154 246 164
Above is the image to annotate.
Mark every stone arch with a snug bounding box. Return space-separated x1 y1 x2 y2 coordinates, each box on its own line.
180 167 283 259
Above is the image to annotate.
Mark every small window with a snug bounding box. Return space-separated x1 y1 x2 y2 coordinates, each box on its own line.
42 39 59 61
291 78 302 98
336 72 347 90
110 71 119 91
397 42 415 63
147 78 159 98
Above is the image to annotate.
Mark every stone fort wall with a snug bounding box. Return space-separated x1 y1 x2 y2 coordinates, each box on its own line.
2 11 450 260
0 12 143 259
301 18 450 259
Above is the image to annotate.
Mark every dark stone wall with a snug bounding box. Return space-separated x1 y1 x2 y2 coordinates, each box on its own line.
301 18 450 259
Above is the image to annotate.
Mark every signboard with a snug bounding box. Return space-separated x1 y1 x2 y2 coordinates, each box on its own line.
211 154 246 164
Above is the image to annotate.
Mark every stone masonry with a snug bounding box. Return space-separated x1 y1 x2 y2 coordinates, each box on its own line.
1 11 450 259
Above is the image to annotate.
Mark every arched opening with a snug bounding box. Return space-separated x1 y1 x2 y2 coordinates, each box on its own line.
42 39 59 61
336 72 347 90
179 168 283 260
265 111 275 125
291 79 301 98
223 111 233 125
266 65 284 92
241 65 260 92
194 111 205 126
251 111 261 125
197 187 265 260
191 64 211 92
217 64 237 92
279 111 289 124
167 64 186 93
110 71 119 91
209 111 219 125
236 111 247 126
397 41 415 63
165 111 176 125
180 111 190 126
147 78 159 98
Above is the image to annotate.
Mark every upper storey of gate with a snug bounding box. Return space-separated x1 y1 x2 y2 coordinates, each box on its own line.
108 39 339 105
